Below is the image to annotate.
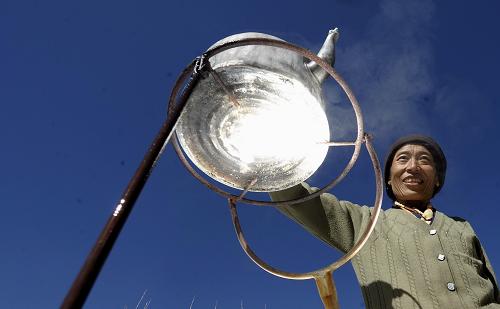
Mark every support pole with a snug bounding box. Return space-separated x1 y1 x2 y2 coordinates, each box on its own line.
61 61 202 309
314 271 339 309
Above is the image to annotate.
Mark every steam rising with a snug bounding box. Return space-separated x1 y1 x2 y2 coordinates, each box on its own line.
323 0 437 143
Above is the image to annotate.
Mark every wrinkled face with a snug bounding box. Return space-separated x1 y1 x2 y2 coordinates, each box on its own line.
390 144 438 202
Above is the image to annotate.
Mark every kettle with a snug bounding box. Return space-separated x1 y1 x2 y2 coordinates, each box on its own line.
176 29 339 192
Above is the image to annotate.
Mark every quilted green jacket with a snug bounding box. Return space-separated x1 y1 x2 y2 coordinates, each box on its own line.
270 183 500 309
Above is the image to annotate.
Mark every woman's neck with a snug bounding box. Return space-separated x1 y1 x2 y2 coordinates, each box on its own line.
397 200 430 212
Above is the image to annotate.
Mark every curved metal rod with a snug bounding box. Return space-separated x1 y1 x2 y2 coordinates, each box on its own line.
228 198 310 280
229 134 383 279
169 37 364 207
323 134 383 270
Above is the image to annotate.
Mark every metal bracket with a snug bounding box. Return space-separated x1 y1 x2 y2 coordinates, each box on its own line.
193 53 210 78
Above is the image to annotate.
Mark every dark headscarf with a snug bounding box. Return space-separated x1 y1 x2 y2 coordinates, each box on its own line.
384 135 447 201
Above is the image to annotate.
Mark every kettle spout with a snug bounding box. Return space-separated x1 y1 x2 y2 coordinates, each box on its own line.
306 28 339 84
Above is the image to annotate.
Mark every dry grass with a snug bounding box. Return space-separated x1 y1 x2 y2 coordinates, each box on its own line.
127 292 269 308
124 290 151 309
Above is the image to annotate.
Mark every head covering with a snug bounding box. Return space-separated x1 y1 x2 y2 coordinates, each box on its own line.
384 135 447 201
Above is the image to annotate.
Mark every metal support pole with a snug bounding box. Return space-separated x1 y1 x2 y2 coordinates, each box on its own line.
61 61 202 309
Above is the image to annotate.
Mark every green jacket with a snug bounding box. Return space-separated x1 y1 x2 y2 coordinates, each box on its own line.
270 183 500 309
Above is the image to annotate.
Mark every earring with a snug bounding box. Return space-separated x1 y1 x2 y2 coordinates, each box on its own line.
388 181 392 186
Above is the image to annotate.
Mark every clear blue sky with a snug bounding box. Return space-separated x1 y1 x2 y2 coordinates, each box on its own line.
1 0 499 308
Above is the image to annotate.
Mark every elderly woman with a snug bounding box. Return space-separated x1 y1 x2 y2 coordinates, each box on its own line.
270 135 499 308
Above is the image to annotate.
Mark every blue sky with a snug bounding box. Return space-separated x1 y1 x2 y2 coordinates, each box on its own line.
1 0 500 308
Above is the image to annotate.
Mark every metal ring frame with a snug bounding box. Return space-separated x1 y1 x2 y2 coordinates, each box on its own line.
167 38 383 280
229 135 382 279
169 38 364 206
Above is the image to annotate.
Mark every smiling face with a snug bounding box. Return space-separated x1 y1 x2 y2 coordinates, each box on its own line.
389 144 439 202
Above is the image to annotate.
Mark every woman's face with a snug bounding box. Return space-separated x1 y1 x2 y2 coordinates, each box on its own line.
389 144 438 202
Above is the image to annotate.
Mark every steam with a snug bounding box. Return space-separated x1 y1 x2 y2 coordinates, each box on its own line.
325 0 437 143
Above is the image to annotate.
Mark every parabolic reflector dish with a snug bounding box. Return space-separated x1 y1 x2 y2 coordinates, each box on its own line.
176 65 330 192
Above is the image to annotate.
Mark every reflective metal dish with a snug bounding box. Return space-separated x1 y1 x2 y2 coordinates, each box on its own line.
176 32 338 192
